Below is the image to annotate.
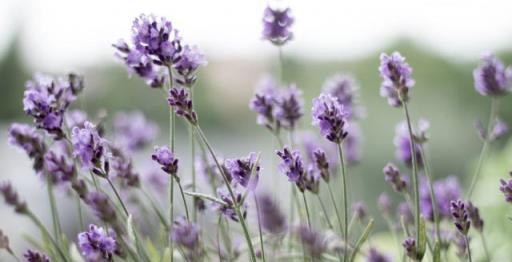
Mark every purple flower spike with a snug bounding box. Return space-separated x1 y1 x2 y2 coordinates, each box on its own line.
473 53 511 97
322 74 363 120
225 152 260 190
274 84 303 130
420 176 461 220
352 201 367 221
78 224 117 262
0 182 27 214
256 194 287 235
367 248 391 262
398 202 413 225
294 225 328 259
303 167 321 194
66 109 88 129
249 76 279 130
216 186 247 222
168 87 198 125
402 237 418 260
379 52 415 107
312 93 348 144
276 146 305 185
113 43 165 88
450 200 470 235
490 118 508 141
24 250 50 262
152 146 179 175
377 193 392 215
262 6 294 45
109 146 140 187
171 217 201 257
71 121 106 170
174 45 207 86
313 148 330 182
383 163 407 192
499 172 512 203
44 150 76 184
86 192 118 226
394 121 423 168
114 111 158 152
8 123 47 172
466 201 484 232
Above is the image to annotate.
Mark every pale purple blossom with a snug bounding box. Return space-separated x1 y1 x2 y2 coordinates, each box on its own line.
322 74 363 120
224 152 260 190
394 121 423 168
78 224 117 262
379 52 415 107
312 93 348 143
71 121 107 169
114 112 158 151
274 84 303 130
473 53 511 97
262 6 294 45
173 45 207 86
23 250 50 262
152 146 179 175
256 193 287 234
168 87 198 125
8 123 47 172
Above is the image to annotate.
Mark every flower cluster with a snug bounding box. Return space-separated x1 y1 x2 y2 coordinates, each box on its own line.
0 182 27 214
312 93 348 144
71 121 107 171
23 250 50 262
216 187 247 222
256 193 287 235
262 6 294 45
294 225 328 259
152 146 179 176
379 52 415 107
450 200 470 235
168 87 198 125
78 224 117 262
420 176 461 220
113 112 158 151
8 123 47 172
383 163 407 192
85 192 118 229
224 152 260 190
394 121 423 168
499 172 512 203
171 217 202 260
473 53 511 97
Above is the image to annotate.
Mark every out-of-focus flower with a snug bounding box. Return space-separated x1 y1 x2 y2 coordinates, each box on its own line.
294 225 328 259
402 237 418 260
499 172 512 203
23 250 50 262
109 146 140 187
312 148 330 182
366 248 391 262
398 202 413 225
377 193 392 215
383 163 407 192
343 123 362 165
249 76 279 130
44 150 76 184
114 112 158 152
0 182 27 214
173 45 207 86
312 93 348 144
322 74 363 120
86 192 118 227
225 152 260 190
352 201 367 221
168 87 198 125
8 123 47 172
152 146 179 176
262 6 294 45
65 109 88 129
0 230 10 251
473 53 511 97
450 200 470 235
379 52 415 107
394 121 423 168
420 176 461 220
171 217 202 261
274 84 303 130
216 186 247 222
78 224 117 262
256 193 287 235
466 201 484 232
490 118 508 140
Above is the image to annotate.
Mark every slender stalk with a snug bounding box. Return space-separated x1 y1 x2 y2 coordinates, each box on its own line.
169 177 175 262
6 247 21 262
254 194 266 262
77 195 84 231
166 65 176 262
327 183 344 236
302 192 312 228
196 126 257 262
418 146 441 243
480 232 491 262
26 211 68 261
278 46 285 84
336 143 349 262
176 178 190 222
106 177 129 216
189 87 198 223
400 100 421 247
467 98 498 198
46 176 62 247
316 194 333 230
465 236 472 262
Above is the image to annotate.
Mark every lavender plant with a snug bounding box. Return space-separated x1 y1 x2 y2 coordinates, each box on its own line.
1 5 511 262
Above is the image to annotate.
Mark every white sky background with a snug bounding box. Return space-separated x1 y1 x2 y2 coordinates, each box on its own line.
0 0 512 71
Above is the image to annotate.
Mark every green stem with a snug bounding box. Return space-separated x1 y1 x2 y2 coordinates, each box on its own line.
465 236 472 262
169 177 175 262
175 178 190 222
195 126 257 262
7 248 21 262
189 87 197 223
167 65 176 262
106 177 129 217
77 195 84 231
336 143 349 261
46 176 62 247
467 98 498 198
480 232 491 262
254 194 266 262
327 183 344 236
401 100 421 249
302 192 312 228
316 194 333 230
418 146 441 244
278 46 285 84
26 211 68 261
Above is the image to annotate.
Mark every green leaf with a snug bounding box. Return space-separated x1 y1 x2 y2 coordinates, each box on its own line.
69 243 85 262
433 241 441 262
349 219 374 262
145 239 161 262
417 217 427 260
126 214 136 243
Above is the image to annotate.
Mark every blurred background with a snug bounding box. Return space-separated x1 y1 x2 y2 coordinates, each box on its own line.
1 0 512 260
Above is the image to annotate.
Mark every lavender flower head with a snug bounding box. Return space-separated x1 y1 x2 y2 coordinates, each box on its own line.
402 237 418 260
109 146 140 187
379 52 415 107
322 74 363 120
466 201 484 232
274 84 303 130
276 147 305 184
489 118 508 141
216 186 247 222
312 93 348 144
352 201 367 221
44 149 76 184
173 45 207 86
262 6 294 45
249 76 279 130
312 148 330 182
366 248 391 262
421 176 461 220
152 146 179 175
171 216 200 251
225 152 260 190
0 182 27 214
78 224 117 262
499 172 512 203
113 41 164 88
0 230 10 251
114 112 158 151
450 200 470 235
66 109 88 129
473 53 511 97
294 225 328 259
399 202 413 225
71 121 107 169
168 87 198 125
394 121 423 168
383 163 407 192
256 193 287 234
86 192 118 226
23 250 50 262
377 192 392 215
8 123 47 172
